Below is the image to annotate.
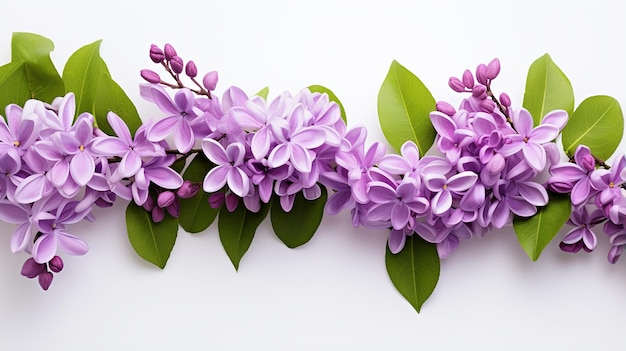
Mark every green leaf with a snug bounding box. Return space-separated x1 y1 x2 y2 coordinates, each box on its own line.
7 32 64 104
385 236 440 313
522 54 574 125
254 86 269 100
182 153 213 182
126 202 179 269
62 40 105 118
0 62 31 110
308 84 348 124
93 77 142 135
513 194 571 261
562 95 623 160
270 187 327 248
218 203 270 270
179 192 217 233
377 60 436 156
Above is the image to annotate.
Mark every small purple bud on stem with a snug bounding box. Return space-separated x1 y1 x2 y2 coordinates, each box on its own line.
166 201 179 218
225 194 239 212
476 64 488 85
157 191 176 208
170 56 184 74
38 272 53 291
203 71 219 91
177 180 200 199
140 69 161 84
486 58 501 80
208 192 225 209
142 196 155 212
581 154 595 172
150 44 165 63
448 77 466 92
21 258 45 279
436 101 456 116
48 256 64 273
499 92 511 107
185 60 198 78
151 206 165 223
462 69 474 88
479 99 496 113
164 43 177 61
472 85 487 98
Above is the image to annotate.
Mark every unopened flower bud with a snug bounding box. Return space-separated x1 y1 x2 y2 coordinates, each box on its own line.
38 272 53 291
448 77 465 92
225 193 239 212
157 191 176 208
170 56 184 74
166 201 179 218
479 99 496 113
208 192 225 209
476 64 488 85
21 258 45 279
581 154 595 172
185 60 198 78
48 256 64 273
499 92 511 107
472 85 487 98
142 196 155 212
163 43 177 61
151 206 165 223
95 196 115 208
203 71 219 91
177 180 200 199
140 69 161 84
150 44 165 63
462 69 474 88
436 101 456 116
486 58 501 80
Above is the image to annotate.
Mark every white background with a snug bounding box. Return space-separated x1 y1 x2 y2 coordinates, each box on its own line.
1 1 625 350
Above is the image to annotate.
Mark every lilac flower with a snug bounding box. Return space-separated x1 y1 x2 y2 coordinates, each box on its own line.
548 145 596 205
423 169 477 216
605 221 626 263
560 207 605 252
429 111 475 163
0 150 22 201
335 141 387 204
367 178 429 230
377 141 422 178
202 138 250 197
142 84 200 153
499 109 566 172
590 155 626 208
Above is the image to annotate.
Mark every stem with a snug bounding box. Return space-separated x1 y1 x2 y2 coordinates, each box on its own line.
485 84 511 123
594 155 611 170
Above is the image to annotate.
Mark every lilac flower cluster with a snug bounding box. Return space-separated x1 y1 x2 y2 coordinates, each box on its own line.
322 59 568 258
549 146 626 262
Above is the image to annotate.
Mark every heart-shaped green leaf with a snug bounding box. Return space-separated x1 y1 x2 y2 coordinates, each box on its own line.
270 187 327 248
385 235 440 313
513 194 571 261
562 95 623 160
126 202 179 269
522 54 574 125
308 84 347 124
218 203 269 270
378 60 435 156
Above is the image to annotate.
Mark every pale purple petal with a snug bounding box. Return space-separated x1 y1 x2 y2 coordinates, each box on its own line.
251 127 272 160
32 233 57 264
447 171 478 193
431 190 452 215
571 178 592 206
0 202 29 223
225 143 245 167
513 108 533 136
390 202 410 230
522 142 547 172
147 116 179 142
203 166 229 192
529 124 559 144
70 151 95 186
508 198 537 217
91 137 130 156
202 138 230 165
10 222 31 253
141 84 180 115
174 119 195 153
378 154 410 175
49 160 70 188
118 151 142 178
289 144 313 173
146 166 183 189
430 112 456 140
388 229 406 254
367 182 397 203
518 182 549 206
14 174 48 204
227 167 250 197
107 112 133 144
325 190 353 215
541 109 568 130
57 231 89 256
291 127 326 149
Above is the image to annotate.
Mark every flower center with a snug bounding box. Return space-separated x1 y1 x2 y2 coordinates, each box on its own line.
79 145 85 152
443 184 448 190
609 182 615 188
13 141 20 147
523 137 529 143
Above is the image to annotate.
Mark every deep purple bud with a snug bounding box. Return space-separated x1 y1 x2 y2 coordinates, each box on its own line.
166 201 179 218
157 191 176 208
462 69 474 89
95 196 115 208
142 195 155 212
48 256 64 273
448 77 466 92
479 99 496 113
486 58 501 80
177 180 200 199
203 71 219 91
581 155 595 172
38 272 53 291
476 64 488 85
225 193 239 212
185 60 198 78
472 85 487 98
436 101 456 116
208 192 225 209
150 44 165 63
21 258 45 279
140 69 161 84
560 241 584 253
170 56 184 74
499 92 511 107
151 206 165 223
164 43 177 61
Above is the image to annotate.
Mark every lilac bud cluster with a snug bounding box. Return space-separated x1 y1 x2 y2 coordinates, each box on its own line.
321 59 568 258
548 146 626 262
